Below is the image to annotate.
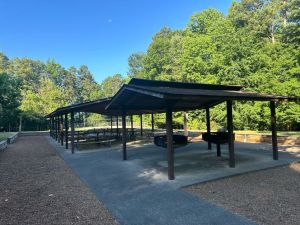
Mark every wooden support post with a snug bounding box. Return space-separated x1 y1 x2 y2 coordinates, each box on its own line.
110 115 113 136
116 115 119 137
52 118 55 138
166 106 174 180
57 116 60 143
270 101 278 160
206 108 211 150
217 144 221 157
183 112 188 136
60 115 64 146
226 100 235 168
140 114 143 136
54 117 57 140
131 115 134 137
49 118 52 137
122 108 127 160
71 111 75 154
65 114 68 149
52 118 54 138
151 113 154 133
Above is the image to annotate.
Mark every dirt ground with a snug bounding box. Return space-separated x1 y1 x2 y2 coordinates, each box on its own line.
185 162 300 225
0 136 119 225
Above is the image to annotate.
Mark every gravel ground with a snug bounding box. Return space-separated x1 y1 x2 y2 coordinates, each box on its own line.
184 162 300 225
0 136 119 225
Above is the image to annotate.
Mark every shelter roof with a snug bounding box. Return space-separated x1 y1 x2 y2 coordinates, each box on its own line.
47 78 298 117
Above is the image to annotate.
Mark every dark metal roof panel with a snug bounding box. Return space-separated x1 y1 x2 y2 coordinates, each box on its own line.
128 78 243 91
129 85 294 101
46 98 112 117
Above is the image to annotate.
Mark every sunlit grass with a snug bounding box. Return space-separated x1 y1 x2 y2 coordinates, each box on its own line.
0 132 17 142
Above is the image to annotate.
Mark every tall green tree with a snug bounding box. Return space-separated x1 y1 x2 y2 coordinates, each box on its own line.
128 52 145 78
0 73 21 131
7 57 45 90
143 27 174 80
63 66 80 104
46 59 65 87
0 52 9 74
283 0 300 45
101 74 124 97
78 65 100 102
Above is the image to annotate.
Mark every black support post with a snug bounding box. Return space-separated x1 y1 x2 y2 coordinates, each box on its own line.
131 115 134 137
49 118 52 137
122 108 127 160
270 101 278 160
217 144 221 157
206 108 212 150
71 111 75 154
140 114 143 136
57 116 60 143
60 115 64 146
166 106 174 180
151 113 154 133
116 115 119 137
52 118 54 138
54 117 56 140
65 114 68 149
226 100 235 168
110 115 113 136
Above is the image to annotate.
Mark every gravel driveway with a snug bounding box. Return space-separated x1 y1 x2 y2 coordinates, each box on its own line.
0 136 119 225
185 162 300 225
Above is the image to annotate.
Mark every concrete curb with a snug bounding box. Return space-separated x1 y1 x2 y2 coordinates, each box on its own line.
20 131 49 136
0 140 8 151
7 132 19 144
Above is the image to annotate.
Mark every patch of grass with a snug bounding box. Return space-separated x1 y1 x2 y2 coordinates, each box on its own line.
0 132 17 142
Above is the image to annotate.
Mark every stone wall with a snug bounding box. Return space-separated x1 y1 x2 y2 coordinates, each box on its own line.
0 140 8 151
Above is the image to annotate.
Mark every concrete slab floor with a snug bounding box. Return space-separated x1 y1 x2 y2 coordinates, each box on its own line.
48 137 300 225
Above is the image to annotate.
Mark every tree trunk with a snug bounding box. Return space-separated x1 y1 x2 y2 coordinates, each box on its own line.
19 116 22 132
270 23 275 44
283 0 287 27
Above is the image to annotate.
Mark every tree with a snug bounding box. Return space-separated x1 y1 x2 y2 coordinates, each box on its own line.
0 52 9 74
127 1 300 131
128 52 145 78
101 74 124 97
46 59 65 87
7 57 45 90
19 78 66 118
143 27 174 80
63 66 80 104
283 0 300 45
0 73 21 131
188 8 225 34
229 0 289 44
78 65 101 102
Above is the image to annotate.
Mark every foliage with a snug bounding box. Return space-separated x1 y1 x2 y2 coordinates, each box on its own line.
129 0 300 131
128 52 145 78
100 74 125 97
0 74 21 130
0 0 299 131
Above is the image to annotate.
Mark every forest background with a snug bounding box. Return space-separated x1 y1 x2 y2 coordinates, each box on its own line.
0 0 299 131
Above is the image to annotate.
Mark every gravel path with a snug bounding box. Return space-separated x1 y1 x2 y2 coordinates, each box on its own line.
0 136 119 225
184 162 300 225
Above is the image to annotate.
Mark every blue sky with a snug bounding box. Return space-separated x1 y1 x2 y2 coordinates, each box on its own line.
0 0 233 82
